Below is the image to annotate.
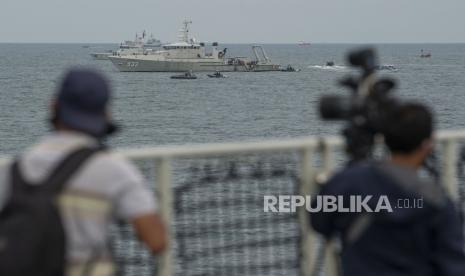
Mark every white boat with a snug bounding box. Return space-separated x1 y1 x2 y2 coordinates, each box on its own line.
91 31 162 60
207 71 227 78
91 46 147 60
90 50 114 60
108 20 282 72
119 32 145 49
120 31 162 49
420 49 432 58
171 71 197 79
145 33 162 48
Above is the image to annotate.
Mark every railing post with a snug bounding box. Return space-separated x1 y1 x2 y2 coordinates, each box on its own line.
319 140 339 276
322 141 335 174
299 147 316 276
156 158 173 276
442 139 459 201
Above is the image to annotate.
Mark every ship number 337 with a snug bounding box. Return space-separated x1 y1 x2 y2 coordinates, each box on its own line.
127 62 139 68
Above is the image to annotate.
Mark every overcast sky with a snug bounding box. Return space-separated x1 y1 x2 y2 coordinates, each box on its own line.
1 0 465 44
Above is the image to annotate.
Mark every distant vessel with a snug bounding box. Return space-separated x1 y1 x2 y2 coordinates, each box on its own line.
90 50 114 60
281 65 300 72
120 31 162 49
119 39 143 49
90 47 145 60
171 71 197 79
144 33 162 48
298 42 311 47
420 49 432 58
375 64 398 71
109 20 282 72
207 71 227 78
325 61 335 67
91 31 161 60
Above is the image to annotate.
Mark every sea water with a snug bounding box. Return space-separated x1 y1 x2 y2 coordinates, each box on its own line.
1 43 465 154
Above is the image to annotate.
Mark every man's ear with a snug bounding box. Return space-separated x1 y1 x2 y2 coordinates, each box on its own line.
423 138 434 150
420 138 434 156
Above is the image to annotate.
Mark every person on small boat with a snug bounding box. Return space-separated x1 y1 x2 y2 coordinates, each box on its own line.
282 65 299 72
375 65 397 71
420 49 431 58
326 61 335 67
208 71 225 78
171 70 197 79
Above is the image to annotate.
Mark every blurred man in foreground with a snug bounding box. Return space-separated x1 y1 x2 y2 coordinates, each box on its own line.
311 103 465 276
0 69 166 276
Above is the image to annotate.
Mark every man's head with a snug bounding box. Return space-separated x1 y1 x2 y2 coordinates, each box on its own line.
383 102 434 167
52 69 115 138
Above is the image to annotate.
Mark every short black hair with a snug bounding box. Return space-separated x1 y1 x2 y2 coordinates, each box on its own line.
383 102 433 154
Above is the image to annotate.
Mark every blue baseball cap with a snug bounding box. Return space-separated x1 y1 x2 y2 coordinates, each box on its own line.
56 69 112 137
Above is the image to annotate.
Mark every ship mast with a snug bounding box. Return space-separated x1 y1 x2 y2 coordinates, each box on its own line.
178 20 192 43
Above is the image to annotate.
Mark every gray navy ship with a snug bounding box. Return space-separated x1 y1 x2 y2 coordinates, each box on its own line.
108 20 282 72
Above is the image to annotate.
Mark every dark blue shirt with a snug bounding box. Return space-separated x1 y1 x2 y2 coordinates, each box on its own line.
311 162 465 276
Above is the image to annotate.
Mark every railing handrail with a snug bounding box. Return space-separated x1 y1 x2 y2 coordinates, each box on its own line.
0 129 465 163
97 129 465 159
118 136 320 160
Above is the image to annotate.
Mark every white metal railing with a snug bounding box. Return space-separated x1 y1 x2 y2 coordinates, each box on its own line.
116 129 465 276
1 129 465 275
117 136 321 276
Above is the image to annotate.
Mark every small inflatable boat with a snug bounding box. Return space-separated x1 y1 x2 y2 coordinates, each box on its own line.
281 65 301 72
207 71 227 78
171 71 197 79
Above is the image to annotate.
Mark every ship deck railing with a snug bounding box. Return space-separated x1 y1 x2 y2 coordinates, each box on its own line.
1 129 465 276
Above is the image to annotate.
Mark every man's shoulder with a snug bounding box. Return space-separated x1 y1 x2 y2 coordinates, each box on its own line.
331 162 379 182
334 161 448 207
92 150 133 167
375 162 447 206
325 162 429 197
90 151 142 180
320 163 379 195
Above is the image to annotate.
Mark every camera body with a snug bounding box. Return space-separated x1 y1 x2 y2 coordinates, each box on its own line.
319 48 398 161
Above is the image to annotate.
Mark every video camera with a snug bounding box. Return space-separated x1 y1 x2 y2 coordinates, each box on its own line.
319 48 398 162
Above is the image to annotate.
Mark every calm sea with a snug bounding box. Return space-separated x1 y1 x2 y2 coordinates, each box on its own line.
0 43 464 154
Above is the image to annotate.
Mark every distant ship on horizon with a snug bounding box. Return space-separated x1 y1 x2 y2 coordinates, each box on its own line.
90 30 162 60
420 49 432 58
108 20 283 72
298 41 311 47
